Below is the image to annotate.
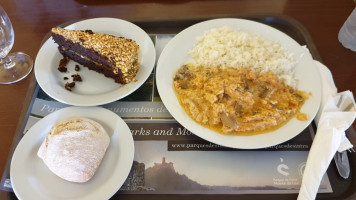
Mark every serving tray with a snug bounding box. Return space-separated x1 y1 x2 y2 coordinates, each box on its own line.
2 15 356 200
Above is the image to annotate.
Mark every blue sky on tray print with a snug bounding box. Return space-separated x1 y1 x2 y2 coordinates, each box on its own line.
133 141 308 187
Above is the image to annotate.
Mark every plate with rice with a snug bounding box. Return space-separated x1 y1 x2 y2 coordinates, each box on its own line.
156 18 321 149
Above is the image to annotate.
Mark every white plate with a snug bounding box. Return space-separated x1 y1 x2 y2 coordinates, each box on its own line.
156 18 321 149
35 18 156 106
10 106 134 200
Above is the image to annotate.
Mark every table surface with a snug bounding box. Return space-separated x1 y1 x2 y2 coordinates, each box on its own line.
1 0 356 199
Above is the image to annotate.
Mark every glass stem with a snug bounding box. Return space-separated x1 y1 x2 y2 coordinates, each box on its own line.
1 56 15 69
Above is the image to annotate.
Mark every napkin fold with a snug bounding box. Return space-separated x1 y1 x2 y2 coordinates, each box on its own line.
314 60 354 152
297 60 356 200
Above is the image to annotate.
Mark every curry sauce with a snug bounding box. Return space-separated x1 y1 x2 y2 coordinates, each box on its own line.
173 64 309 136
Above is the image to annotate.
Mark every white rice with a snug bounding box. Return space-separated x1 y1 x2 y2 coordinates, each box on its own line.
188 26 296 87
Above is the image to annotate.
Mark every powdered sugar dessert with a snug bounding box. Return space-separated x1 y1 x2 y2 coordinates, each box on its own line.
37 117 110 183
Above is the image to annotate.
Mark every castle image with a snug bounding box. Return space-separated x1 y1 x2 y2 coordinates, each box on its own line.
154 157 174 169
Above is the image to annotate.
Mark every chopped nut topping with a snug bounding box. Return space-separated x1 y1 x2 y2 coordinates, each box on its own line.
52 28 139 78
84 30 94 34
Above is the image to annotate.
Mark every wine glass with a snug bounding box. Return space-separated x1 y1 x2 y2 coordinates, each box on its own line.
0 5 33 84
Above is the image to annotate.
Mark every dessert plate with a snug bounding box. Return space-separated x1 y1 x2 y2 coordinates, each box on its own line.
10 106 134 200
35 17 156 106
156 18 321 149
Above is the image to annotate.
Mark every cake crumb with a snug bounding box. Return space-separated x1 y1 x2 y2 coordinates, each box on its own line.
72 74 82 82
65 82 75 91
58 57 70 72
64 77 68 80
58 65 67 72
75 65 80 71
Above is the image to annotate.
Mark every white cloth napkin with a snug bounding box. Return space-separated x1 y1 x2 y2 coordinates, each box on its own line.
297 60 356 200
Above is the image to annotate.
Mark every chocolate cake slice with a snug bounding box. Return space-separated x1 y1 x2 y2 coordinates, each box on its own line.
51 28 140 84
